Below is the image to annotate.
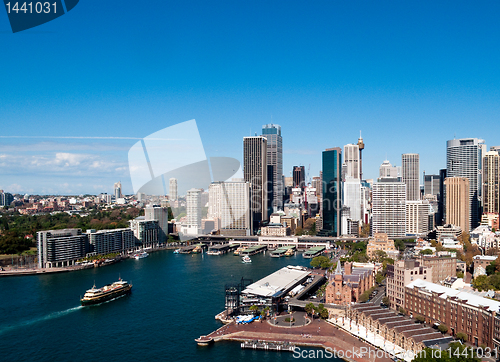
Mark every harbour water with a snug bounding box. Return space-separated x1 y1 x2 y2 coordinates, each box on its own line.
0 250 341 361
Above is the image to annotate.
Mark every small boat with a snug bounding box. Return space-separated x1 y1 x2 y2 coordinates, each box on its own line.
173 249 180 254
242 255 251 263
81 278 132 306
134 252 149 259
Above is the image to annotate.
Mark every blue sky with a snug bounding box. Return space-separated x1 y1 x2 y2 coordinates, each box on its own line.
1 1 500 195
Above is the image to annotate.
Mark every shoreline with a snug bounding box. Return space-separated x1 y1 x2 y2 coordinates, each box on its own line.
199 315 393 362
0 244 181 278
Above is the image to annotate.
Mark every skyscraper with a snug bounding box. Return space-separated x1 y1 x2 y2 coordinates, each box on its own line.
243 136 268 231
169 178 178 201
424 174 440 198
379 160 399 179
444 177 470 234
322 148 342 236
437 169 447 226
262 124 283 210
145 205 169 242
185 188 202 235
293 166 305 188
482 151 500 214
372 180 407 238
406 200 429 235
402 153 420 201
114 182 122 200
446 138 486 230
343 144 360 180
208 181 252 236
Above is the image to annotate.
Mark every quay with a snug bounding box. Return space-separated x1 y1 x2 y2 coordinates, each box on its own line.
206 243 239 255
197 313 394 362
239 245 267 256
303 246 326 258
241 339 295 351
270 245 296 258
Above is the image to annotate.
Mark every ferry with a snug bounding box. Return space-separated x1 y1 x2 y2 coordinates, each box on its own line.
242 255 252 263
80 278 132 306
134 252 149 259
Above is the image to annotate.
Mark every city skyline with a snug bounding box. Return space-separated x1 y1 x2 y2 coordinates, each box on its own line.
2 2 500 195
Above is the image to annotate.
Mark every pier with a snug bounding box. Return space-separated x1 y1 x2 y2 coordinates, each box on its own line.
207 243 239 255
269 245 295 258
302 246 326 258
241 339 295 351
239 245 267 256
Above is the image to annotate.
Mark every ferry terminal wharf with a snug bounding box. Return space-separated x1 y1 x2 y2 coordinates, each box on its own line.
198 314 394 362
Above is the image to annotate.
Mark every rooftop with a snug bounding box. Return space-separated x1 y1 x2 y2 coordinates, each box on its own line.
407 279 500 312
242 265 310 298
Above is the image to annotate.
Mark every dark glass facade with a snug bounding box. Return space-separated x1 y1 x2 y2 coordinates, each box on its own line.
322 148 342 236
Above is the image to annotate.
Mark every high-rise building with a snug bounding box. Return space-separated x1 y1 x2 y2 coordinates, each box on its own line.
406 200 429 235
293 166 305 188
129 218 159 247
446 138 486 230
262 124 283 210
185 188 202 235
343 144 360 180
86 228 135 255
114 182 122 200
0 191 13 207
322 148 342 236
243 136 268 231
208 181 252 236
145 206 169 242
343 178 361 222
169 178 178 201
379 160 399 179
402 153 420 201
483 151 500 215
423 173 440 198
445 177 470 234
437 169 447 226
372 179 407 237
37 229 88 268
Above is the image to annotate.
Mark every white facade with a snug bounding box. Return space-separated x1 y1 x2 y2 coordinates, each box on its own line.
169 178 178 201
185 188 202 235
343 143 360 180
379 160 399 179
406 200 429 235
402 153 420 201
372 180 407 237
343 178 362 222
208 182 251 234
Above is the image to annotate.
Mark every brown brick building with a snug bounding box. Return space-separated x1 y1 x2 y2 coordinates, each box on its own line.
416 255 457 283
325 262 374 305
405 279 500 348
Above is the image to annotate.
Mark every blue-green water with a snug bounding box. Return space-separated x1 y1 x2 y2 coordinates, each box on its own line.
0 251 341 361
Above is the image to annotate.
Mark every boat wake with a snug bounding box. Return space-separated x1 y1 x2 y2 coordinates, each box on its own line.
0 306 83 335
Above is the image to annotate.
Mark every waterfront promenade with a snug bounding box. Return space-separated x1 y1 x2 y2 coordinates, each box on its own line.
203 315 394 362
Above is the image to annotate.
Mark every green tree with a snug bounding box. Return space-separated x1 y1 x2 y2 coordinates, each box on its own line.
310 256 332 269
399 307 406 315
472 275 492 291
394 239 406 252
375 272 385 284
437 324 448 333
373 250 388 262
455 332 467 343
304 302 315 316
456 271 464 278
415 315 425 323
420 248 434 255
320 308 329 319
381 296 390 306
249 305 259 315
412 342 480 362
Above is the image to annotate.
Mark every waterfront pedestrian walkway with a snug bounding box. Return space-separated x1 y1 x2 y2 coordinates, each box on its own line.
201 316 394 362
328 316 412 362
